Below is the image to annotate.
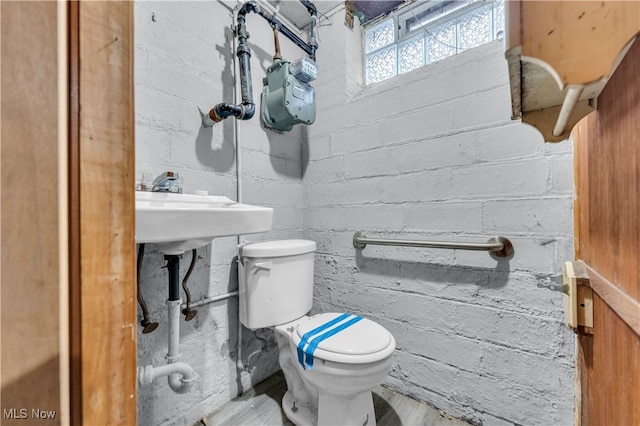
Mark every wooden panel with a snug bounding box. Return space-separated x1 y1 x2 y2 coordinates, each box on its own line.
508 1 639 85
1 2 61 425
574 39 640 299
75 2 136 424
506 1 640 142
573 38 640 425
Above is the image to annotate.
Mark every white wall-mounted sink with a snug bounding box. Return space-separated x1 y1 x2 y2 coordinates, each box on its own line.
135 192 273 254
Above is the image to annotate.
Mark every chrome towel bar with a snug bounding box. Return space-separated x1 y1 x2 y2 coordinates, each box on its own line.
352 232 513 258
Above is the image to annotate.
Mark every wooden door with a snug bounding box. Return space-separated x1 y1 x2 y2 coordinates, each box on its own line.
1 2 136 425
573 39 640 425
1 2 64 424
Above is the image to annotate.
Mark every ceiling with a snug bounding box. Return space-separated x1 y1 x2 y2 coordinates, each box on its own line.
267 1 343 29
348 1 405 23
268 0 404 29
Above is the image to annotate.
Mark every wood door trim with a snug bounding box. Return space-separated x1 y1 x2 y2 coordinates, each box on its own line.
69 2 136 424
581 262 640 337
68 1 82 423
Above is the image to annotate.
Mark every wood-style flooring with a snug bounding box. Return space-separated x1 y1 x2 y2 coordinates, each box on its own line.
195 370 469 426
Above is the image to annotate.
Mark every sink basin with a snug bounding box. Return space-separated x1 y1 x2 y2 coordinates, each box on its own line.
135 192 273 254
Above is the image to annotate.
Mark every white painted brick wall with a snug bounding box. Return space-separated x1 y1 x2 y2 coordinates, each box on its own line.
135 1 306 424
304 9 575 426
136 1 575 424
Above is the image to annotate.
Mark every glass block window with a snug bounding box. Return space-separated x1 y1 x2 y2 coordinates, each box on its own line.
457 3 493 51
365 18 396 84
365 19 395 54
366 45 397 84
426 21 456 63
364 0 505 85
398 35 424 75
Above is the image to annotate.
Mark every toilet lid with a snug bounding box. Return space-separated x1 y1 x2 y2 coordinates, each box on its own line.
295 312 393 357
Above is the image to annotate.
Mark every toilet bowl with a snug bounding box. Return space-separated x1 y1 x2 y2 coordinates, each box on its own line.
238 240 396 426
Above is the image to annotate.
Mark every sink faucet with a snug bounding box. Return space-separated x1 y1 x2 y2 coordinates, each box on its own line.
152 171 183 193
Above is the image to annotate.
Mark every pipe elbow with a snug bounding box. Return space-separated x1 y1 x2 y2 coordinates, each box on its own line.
211 103 241 122
211 104 227 122
300 0 317 16
207 103 254 122
138 362 197 394
242 103 255 120
167 368 197 394
239 1 260 17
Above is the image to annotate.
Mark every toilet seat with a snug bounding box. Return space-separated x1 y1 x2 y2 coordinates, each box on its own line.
292 313 395 365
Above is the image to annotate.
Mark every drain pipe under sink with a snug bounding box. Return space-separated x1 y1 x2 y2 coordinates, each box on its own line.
138 255 197 393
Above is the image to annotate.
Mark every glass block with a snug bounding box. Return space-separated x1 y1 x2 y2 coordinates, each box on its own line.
365 18 394 54
426 21 456 64
457 4 492 51
494 0 505 39
398 35 424 74
366 45 397 84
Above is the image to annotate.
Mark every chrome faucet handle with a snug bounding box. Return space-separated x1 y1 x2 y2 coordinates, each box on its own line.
152 171 183 193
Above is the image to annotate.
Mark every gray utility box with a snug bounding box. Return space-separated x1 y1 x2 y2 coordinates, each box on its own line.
261 59 315 132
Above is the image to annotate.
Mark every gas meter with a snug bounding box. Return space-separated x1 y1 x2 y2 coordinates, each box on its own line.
261 57 317 132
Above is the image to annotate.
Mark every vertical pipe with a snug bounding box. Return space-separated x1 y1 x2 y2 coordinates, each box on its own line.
273 28 282 60
166 300 181 362
166 299 195 394
300 0 318 60
233 6 242 206
165 255 181 301
232 6 246 382
206 0 317 123
236 10 254 118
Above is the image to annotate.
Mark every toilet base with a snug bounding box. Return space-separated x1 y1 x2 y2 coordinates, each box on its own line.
282 390 316 426
282 389 376 426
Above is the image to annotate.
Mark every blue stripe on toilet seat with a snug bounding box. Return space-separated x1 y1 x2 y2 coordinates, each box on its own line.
303 315 363 370
297 313 351 366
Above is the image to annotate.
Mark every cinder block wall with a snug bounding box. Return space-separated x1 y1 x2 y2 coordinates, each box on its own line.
134 1 305 424
303 10 575 426
135 1 575 425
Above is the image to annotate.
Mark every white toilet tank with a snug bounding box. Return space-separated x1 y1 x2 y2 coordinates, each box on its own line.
238 239 316 330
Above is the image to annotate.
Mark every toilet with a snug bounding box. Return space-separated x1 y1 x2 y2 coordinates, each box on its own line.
238 239 396 426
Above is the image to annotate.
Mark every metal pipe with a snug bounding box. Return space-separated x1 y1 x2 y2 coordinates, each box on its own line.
206 2 257 123
181 290 239 310
136 243 159 333
204 0 317 126
232 5 246 381
273 28 282 60
165 255 181 301
251 1 317 59
300 0 318 59
353 232 513 258
181 249 198 321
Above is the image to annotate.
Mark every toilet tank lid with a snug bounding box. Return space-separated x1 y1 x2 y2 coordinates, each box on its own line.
240 239 316 258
